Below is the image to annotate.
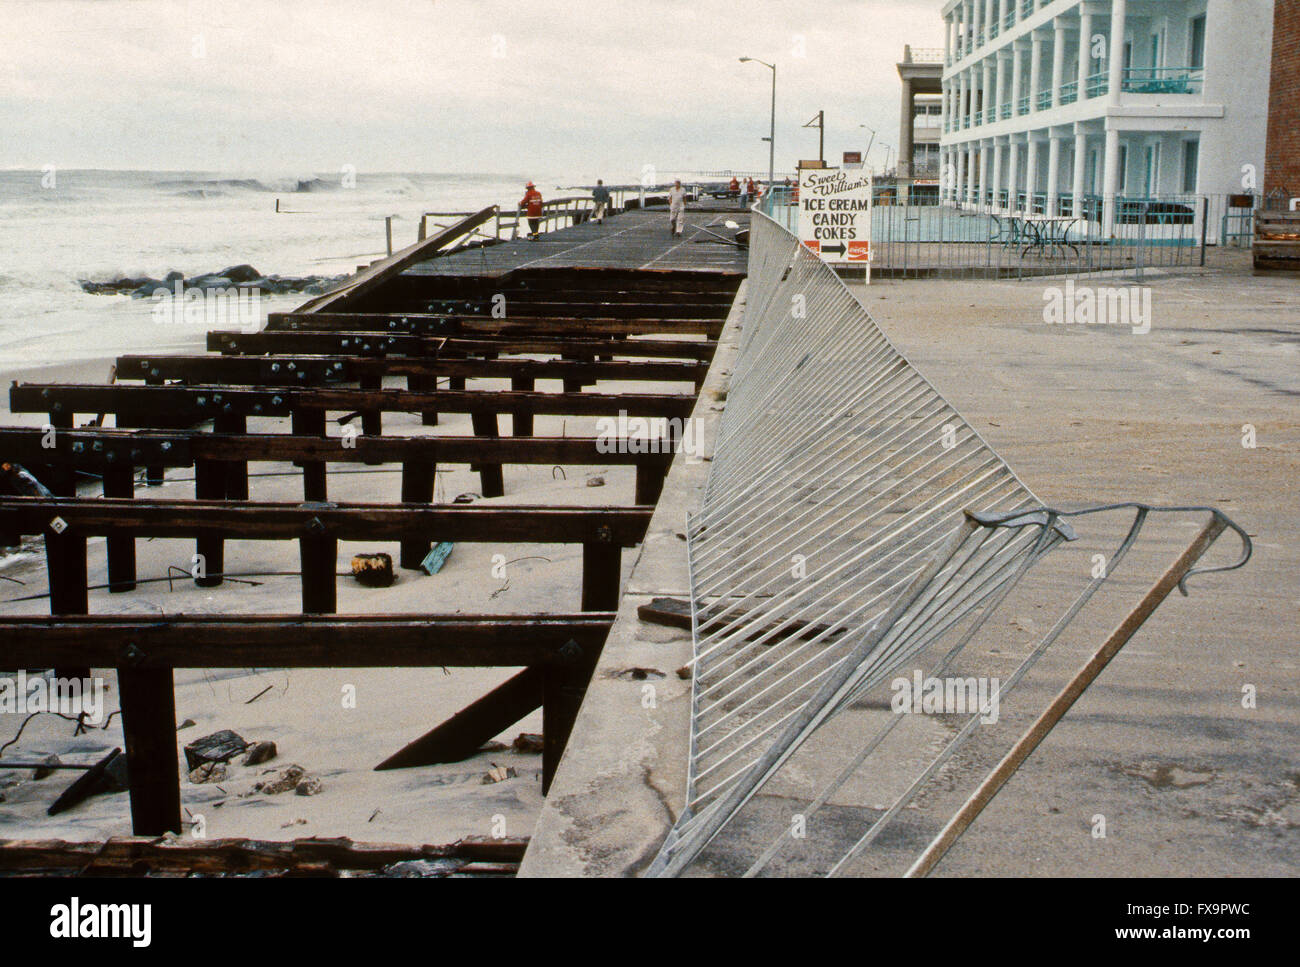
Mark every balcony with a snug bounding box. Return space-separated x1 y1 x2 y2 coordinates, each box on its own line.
990 23 999 40
1122 67 1204 95
1086 71 1109 97
1001 103 1012 120
1003 11 1016 30
1060 80 1078 104
975 109 984 125
1017 94 1030 115
976 27 985 47
1020 0 1034 16
1036 89 1052 110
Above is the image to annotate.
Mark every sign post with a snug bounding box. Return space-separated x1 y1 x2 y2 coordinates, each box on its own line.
797 165 874 283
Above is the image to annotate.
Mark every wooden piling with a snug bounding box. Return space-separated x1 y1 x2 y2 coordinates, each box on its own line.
116 665 182 835
102 467 136 592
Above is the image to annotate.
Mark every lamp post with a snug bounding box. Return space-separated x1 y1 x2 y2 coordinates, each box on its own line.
740 56 776 184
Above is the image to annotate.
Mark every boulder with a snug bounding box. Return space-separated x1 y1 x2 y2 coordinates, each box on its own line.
255 763 305 795
243 740 277 766
183 729 248 771
216 264 261 284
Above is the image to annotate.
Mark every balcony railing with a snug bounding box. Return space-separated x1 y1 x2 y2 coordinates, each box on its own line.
990 22 999 39
1020 0 1034 16
1003 11 1016 29
1001 103 1012 119
975 109 984 125
976 27 985 47
1036 89 1052 110
962 116 971 129
1017 94 1030 115
1086 71 1109 97
1122 67 1204 95
1060 80 1079 104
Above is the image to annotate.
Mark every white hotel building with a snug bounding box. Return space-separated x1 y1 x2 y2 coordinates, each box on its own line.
938 0 1274 238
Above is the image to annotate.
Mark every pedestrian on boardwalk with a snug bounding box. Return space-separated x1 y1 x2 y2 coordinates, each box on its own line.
744 177 758 208
667 179 688 237
519 181 544 240
728 175 740 205
591 179 611 224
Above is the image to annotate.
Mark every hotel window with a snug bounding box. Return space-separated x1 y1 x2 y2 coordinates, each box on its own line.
1118 144 1128 192
1182 140 1199 193
1189 15 1206 70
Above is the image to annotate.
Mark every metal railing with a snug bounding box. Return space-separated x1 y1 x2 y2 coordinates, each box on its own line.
759 189 1255 280
645 200 1251 877
1087 70 1109 97
1060 80 1079 104
647 209 1054 875
1122 67 1204 95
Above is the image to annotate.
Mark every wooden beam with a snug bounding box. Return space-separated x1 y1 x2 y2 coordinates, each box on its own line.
374 667 544 770
0 427 675 472
0 614 613 667
268 311 723 337
10 383 696 421
117 353 707 386
0 497 653 545
207 330 718 361
293 206 497 314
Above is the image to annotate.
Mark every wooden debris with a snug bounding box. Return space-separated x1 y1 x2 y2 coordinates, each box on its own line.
351 552 395 587
183 730 248 772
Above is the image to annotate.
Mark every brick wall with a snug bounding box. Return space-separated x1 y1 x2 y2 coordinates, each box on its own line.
1265 0 1300 198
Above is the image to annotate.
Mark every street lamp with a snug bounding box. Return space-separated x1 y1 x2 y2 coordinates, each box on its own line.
739 56 775 185
860 125 877 162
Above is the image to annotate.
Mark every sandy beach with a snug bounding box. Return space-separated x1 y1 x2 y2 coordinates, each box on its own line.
0 345 677 845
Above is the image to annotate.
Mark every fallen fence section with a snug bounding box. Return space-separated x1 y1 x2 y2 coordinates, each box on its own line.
646 209 1250 877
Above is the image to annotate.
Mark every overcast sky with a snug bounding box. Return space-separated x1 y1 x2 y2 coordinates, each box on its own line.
0 0 943 179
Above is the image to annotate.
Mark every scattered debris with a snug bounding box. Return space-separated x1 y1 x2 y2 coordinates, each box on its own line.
676 665 692 680
32 754 62 780
615 667 665 681
184 730 248 771
47 748 126 816
420 541 455 575
452 493 477 504
295 775 325 797
280 818 309 829
243 741 277 766
478 741 510 753
244 685 273 705
481 764 517 784
189 762 227 784
352 552 395 588
512 733 544 754
254 764 305 796
586 476 605 487
177 719 197 731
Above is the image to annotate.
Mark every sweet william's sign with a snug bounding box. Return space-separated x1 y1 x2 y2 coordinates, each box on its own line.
797 166 873 270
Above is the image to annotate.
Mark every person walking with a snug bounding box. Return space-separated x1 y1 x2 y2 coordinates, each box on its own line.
667 179 688 238
591 179 611 224
519 181 544 240
728 175 740 204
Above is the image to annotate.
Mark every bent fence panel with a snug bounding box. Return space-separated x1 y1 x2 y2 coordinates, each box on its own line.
647 209 1249 876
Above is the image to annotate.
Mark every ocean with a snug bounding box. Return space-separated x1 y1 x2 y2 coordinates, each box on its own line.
0 169 561 375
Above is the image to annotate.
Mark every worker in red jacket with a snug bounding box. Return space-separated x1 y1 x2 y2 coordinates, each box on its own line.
519 182 544 240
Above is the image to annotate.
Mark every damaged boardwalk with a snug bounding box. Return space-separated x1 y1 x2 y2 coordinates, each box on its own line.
0 203 747 864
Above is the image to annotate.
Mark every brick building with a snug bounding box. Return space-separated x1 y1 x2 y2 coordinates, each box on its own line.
1265 0 1299 202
